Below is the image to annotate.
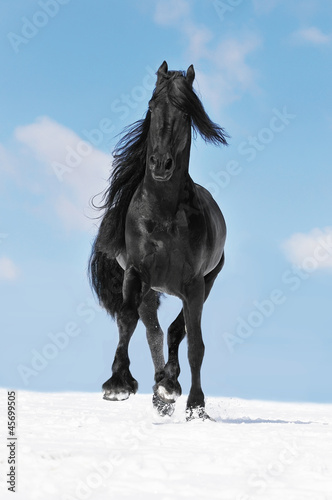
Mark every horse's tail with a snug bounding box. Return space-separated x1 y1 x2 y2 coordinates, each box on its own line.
89 245 124 319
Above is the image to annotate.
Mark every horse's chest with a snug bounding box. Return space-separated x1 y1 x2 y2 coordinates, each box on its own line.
128 218 193 291
144 240 190 293
143 224 185 269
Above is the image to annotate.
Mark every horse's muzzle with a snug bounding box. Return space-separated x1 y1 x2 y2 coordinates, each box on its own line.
150 154 174 181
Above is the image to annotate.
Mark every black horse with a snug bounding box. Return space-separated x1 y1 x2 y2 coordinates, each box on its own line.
89 61 228 420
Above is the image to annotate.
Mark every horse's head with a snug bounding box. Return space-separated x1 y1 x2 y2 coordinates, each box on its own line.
146 61 194 182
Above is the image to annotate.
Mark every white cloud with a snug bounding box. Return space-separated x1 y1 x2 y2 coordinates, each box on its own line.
291 26 331 45
190 34 261 109
183 21 213 61
154 0 190 25
153 1 261 110
14 117 111 232
213 35 260 86
282 227 332 270
0 257 20 281
0 144 17 176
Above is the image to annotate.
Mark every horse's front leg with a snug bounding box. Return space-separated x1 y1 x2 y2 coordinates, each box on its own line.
138 289 179 417
183 277 212 420
152 310 185 416
103 266 141 401
155 310 185 396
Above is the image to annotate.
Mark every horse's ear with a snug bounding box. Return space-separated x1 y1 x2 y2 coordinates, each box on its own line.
186 64 195 87
157 61 168 85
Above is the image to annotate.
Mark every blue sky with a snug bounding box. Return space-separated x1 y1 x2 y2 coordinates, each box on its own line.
1 0 332 402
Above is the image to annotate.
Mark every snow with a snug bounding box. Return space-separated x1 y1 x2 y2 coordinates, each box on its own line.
1 389 332 499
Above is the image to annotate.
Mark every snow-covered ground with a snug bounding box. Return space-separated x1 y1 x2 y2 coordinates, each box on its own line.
1 389 332 500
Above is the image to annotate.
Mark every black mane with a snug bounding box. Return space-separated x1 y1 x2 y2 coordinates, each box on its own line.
152 71 229 146
93 67 228 257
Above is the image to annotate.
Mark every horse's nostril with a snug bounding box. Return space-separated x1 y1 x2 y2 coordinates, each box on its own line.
150 155 157 165
165 158 173 171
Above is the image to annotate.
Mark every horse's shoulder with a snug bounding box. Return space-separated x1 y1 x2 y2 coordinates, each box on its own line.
194 183 226 233
194 183 219 209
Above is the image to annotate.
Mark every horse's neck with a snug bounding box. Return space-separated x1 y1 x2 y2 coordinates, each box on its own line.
142 168 192 219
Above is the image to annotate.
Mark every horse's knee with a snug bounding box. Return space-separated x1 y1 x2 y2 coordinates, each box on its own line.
122 266 142 309
167 311 185 346
117 302 139 331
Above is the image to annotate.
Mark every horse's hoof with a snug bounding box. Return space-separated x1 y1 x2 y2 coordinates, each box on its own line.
103 390 130 401
102 373 138 402
186 407 215 422
156 384 180 404
153 392 175 417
